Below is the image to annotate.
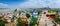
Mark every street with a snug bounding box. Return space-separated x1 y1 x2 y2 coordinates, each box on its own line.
38 13 55 26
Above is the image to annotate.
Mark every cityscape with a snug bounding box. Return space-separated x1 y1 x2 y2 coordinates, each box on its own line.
0 8 60 26
0 0 60 26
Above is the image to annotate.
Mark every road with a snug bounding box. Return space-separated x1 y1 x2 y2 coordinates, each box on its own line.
38 14 55 26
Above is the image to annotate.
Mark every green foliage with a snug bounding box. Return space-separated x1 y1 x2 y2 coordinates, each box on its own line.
0 20 6 26
30 18 38 26
38 11 40 15
54 17 60 22
14 9 17 12
26 13 30 18
17 18 25 26
0 20 6 24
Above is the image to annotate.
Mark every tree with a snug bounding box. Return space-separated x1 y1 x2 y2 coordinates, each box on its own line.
0 19 6 26
30 17 38 26
14 9 17 13
19 11 21 16
17 18 25 26
14 9 17 12
54 17 60 24
38 11 41 15
26 13 30 18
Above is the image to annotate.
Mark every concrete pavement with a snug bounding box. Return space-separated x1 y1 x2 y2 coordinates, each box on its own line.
38 14 55 26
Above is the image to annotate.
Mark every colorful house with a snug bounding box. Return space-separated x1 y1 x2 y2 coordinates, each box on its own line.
46 11 57 19
48 11 57 15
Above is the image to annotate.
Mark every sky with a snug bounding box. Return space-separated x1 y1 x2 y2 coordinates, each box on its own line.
0 0 60 9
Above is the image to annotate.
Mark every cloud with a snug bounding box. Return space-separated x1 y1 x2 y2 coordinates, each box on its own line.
19 0 60 8
0 3 8 8
49 0 60 8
